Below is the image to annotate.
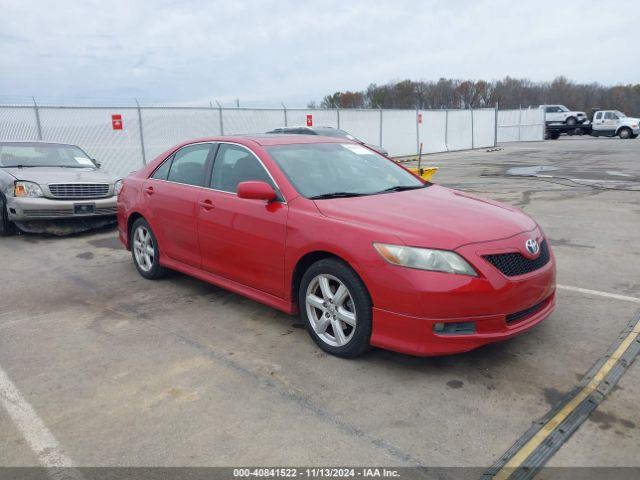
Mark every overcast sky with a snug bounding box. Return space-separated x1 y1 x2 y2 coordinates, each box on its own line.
1 0 638 106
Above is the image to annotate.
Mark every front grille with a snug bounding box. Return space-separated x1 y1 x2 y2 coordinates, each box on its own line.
94 207 117 215
48 183 110 199
23 209 73 217
506 298 549 325
483 240 550 277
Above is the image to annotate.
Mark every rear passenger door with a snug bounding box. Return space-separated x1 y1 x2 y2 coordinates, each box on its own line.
143 143 215 268
197 143 288 297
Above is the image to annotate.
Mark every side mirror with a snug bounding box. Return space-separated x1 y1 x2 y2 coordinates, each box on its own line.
237 181 277 202
92 159 102 168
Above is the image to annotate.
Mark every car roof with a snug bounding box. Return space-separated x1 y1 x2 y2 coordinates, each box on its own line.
176 134 349 147
0 140 79 148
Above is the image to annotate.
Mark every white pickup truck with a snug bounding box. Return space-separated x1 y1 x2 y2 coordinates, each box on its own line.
545 109 639 140
543 105 589 125
591 110 639 139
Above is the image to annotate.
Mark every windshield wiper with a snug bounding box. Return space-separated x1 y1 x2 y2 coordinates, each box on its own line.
377 184 427 193
309 191 369 200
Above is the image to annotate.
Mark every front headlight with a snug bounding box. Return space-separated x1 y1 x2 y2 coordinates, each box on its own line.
14 181 44 198
114 179 123 195
373 243 477 276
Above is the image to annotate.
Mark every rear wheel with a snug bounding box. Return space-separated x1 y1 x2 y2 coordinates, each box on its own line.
299 258 372 358
0 197 16 237
130 218 167 279
565 116 577 126
618 127 632 139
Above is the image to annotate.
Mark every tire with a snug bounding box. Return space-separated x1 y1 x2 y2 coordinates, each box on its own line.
299 258 372 358
130 218 167 279
565 117 577 126
618 128 632 139
550 131 560 140
631 134 638 139
0 196 16 237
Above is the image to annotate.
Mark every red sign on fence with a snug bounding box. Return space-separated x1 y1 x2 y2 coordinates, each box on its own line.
306 114 313 127
111 114 123 130
417 113 422 124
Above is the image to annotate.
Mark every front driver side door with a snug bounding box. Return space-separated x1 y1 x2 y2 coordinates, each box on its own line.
197 143 288 298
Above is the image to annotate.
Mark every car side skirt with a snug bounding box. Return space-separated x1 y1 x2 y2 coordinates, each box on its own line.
160 256 296 315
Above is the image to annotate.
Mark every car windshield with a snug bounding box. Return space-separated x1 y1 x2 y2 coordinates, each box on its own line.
266 143 425 199
558 105 569 112
0 143 95 168
613 111 626 118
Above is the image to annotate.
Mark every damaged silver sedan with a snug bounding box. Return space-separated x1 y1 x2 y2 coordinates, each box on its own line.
0 141 121 236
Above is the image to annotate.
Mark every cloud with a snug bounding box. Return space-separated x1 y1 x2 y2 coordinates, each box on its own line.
1 0 638 106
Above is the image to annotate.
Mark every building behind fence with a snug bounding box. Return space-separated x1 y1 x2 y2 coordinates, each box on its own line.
0 101 544 177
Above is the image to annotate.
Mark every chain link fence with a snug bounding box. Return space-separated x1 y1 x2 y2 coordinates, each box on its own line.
0 100 542 178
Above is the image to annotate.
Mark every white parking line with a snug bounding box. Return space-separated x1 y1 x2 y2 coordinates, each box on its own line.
0 365 80 474
557 284 640 304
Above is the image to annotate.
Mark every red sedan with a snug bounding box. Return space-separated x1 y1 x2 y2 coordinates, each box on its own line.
117 135 555 358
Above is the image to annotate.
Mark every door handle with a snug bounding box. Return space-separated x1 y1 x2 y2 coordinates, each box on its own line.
145 186 154 195
199 199 215 211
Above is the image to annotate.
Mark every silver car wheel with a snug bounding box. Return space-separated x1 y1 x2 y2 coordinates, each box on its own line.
133 225 155 272
305 274 357 347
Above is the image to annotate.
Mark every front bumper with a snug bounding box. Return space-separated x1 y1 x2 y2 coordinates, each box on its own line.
364 228 556 356
371 291 555 356
6 196 117 221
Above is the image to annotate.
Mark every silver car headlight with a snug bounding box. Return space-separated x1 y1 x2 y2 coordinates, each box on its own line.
114 179 123 195
373 243 477 276
14 181 44 198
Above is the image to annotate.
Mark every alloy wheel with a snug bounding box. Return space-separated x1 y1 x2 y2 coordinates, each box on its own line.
305 274 357 347
133 225 155 272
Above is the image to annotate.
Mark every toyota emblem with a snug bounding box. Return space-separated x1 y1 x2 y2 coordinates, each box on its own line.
525 239 539 255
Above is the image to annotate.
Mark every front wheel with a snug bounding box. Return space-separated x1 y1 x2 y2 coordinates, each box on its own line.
0 197 16 237
618 128 632 139
299 258 372 358
130 218 167 279
565 117 577 126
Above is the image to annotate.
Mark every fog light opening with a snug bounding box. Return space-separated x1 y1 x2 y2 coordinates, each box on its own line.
433 321 476 335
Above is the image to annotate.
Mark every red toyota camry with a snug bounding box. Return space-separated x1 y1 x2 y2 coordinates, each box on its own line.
117 135 556 358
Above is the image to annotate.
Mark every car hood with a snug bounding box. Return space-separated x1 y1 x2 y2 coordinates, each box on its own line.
313 185 537 250
1 167 117 184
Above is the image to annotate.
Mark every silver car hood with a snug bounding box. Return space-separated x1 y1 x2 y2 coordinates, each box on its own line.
2 167 117 185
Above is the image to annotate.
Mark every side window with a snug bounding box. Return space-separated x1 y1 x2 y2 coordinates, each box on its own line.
210 144 275 193
167 143 212 187
595 112 603 120
151 156 172 180
604 112 614 120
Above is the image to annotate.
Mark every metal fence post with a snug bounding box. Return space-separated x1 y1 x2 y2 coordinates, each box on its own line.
336 108 340 129
518 106 522 142
282 103 288 127
216 101 224 135
379 108 383 148
470 106 475 150
541 104 546 141
444 109 449 151
32 97 43 140
135 99 147 165
494 103 499 147
415 106 420 157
